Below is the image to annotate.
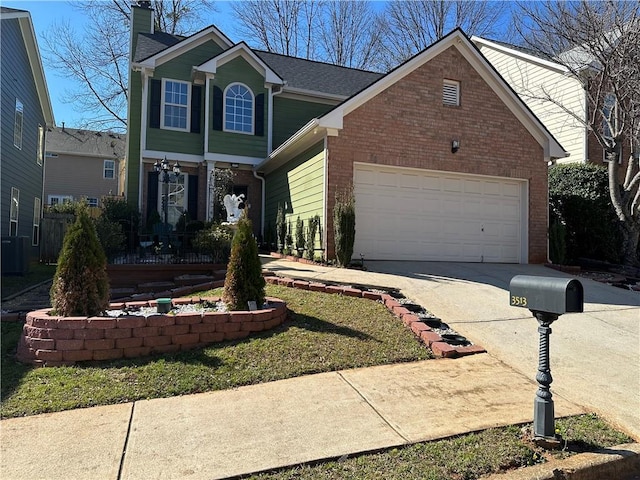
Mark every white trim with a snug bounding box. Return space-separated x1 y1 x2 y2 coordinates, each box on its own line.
223 82 254 135
322 136 329 256
204 75 212 155
135 26 233 69
196 42 284 85
472 36 569 74
203 152 264 165
161 78 191 132
280 87 346 103
143 150 204 164
267 85 274 154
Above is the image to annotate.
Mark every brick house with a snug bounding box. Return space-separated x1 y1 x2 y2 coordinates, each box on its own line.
126 1 564 264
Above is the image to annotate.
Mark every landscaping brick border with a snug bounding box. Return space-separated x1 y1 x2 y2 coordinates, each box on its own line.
264 274 486 359
16 296 287 367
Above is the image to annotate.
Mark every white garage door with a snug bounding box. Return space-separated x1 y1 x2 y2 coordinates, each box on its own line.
353 164 526 263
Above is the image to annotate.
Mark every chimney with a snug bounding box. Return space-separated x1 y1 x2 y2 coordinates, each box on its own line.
130 0 154 62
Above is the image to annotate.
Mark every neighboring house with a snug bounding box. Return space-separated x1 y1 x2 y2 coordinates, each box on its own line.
0 7 55 262
44 126 126 207
127 2 564 264
472 35 635 169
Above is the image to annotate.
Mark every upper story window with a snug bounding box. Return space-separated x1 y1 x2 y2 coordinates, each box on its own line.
14 99 24 149
162 79 190 131
443 80 460 107
104 159 115 179
224 83 254 134
37 125 44 165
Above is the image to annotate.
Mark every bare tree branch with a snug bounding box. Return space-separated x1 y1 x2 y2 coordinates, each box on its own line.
514 0 640 264
41 1 214 131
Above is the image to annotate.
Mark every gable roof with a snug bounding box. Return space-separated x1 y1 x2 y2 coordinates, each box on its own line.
196 42 284 85
1 7 55 126
135 25 233 68
46 127 126 159
260 29 566 173
132 25 382 99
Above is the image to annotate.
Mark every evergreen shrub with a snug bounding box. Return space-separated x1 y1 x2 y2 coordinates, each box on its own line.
50 207 110 316
549 163 620 264
333 187 356 267
223 213 266 310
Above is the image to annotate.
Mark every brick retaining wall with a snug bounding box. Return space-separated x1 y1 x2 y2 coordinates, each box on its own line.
16 297 287 366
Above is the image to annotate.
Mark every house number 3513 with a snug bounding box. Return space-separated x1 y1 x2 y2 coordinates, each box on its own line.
511 296 527 307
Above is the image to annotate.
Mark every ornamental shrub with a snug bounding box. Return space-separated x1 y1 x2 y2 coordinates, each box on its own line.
223 213 266 311
193 222 234 263
333 187 356 267
50 207 110 316
305 215 320 260
295 216 305 252
549 163 620 264
276 204 286 253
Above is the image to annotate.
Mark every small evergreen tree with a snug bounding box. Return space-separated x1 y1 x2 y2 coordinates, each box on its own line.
276 204 286 253
223 213 266 311
305 215 320 260
50 207 110 316
295 216 305 253
333 187 356 267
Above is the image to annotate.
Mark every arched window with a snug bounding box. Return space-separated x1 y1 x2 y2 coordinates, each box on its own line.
224 83 254 134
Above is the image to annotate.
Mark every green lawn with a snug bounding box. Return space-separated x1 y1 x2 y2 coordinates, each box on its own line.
1 281 632 479
247 415 632 480
1 285 431 418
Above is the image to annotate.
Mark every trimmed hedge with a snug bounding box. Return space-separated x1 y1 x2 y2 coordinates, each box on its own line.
549 163 620 264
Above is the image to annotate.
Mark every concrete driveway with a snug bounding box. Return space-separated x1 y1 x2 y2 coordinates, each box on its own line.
363 261 640 441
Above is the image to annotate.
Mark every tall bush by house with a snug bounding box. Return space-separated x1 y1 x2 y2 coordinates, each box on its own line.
223 213 266 311
333 187 356 267
295 216 305 253
305 214 320 260
549 163 621 264
50 207 110 316
276 204 286 253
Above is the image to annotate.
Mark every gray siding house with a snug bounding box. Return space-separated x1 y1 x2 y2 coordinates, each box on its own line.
44 126 126 207
1 7 54 262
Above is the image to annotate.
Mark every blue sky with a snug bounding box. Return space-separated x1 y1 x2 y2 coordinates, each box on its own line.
3 0 238 129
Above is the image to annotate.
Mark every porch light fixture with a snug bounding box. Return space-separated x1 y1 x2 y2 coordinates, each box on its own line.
451 140 460 153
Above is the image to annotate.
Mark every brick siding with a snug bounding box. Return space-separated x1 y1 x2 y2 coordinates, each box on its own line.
325 46 548 263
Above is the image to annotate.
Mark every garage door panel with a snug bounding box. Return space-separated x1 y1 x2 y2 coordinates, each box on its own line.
354 165 523 263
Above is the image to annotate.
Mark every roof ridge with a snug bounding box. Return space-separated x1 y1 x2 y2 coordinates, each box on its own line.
254 49 382 75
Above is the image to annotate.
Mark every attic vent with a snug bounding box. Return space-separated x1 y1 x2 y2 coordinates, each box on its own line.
443 80 460 106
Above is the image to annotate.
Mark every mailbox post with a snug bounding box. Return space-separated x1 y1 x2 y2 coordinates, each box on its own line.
509 275 583 445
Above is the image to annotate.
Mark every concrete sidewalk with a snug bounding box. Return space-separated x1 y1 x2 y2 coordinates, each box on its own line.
262 257 640 441
1 355 584 480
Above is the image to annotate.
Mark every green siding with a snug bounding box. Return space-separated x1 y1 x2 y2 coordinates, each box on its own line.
145 40 224 155
265 142 325 249
126 70 142 202
272 97 334 149
208 57 268 158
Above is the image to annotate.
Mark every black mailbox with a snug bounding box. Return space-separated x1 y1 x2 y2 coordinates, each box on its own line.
509 275 583 315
